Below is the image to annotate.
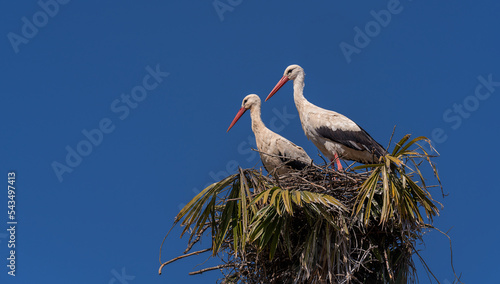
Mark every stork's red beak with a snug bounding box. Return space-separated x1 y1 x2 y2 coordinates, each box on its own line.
227 107 248 132
265 75 290 102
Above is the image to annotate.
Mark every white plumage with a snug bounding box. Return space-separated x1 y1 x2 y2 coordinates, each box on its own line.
266 65 386 170
227 94 313 175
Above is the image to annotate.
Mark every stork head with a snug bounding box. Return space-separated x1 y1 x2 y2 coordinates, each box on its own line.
227 94 261 132
265 64 304 101
283 64 304 81
241 94 261 109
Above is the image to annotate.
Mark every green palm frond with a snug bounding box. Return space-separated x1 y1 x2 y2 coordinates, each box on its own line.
248 187 347 259
353 135 441 227
174 168 271 256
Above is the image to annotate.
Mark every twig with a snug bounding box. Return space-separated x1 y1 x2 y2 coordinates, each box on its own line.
297 176 328 192
383 249 394 281
184 225 209 254
159 222 177 264
158 248 212 275
431 226 464 284
387 125 397 151
413 245 441 284
188 264 235 275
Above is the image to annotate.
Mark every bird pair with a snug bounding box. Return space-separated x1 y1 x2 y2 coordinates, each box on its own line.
227 64 386 175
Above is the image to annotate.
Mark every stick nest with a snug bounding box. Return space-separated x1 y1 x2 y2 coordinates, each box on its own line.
160 135 454 283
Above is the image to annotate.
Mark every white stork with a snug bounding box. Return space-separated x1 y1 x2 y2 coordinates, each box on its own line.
265 65 386 170
227 94 313 175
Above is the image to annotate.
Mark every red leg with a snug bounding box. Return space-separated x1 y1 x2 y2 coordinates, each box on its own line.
334 153 343 171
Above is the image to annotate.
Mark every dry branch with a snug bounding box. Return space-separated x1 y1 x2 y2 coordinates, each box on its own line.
189 264 235 276
158 248 211 275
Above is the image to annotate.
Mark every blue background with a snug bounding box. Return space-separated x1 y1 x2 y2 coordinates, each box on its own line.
1 1 499 283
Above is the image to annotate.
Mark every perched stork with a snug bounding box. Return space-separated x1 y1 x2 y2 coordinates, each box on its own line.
227 94 313 175
265 65 386 170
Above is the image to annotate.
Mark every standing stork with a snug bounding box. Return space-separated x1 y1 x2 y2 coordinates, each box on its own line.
227 94 313 175
265 65 386 170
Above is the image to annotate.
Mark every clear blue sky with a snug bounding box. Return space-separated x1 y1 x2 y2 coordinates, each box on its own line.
1 1 499 283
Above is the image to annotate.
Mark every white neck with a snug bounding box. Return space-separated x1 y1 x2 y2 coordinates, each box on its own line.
250 104 265 133
293 72 311 113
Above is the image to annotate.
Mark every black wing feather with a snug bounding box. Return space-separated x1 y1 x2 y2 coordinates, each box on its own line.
277 150 309 170
316 125 386 157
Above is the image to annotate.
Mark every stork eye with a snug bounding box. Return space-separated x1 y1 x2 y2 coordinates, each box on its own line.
287 69 293 75
243 99 248 104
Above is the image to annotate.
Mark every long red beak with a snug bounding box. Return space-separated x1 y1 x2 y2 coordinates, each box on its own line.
226 107 248 132
265 75 290 102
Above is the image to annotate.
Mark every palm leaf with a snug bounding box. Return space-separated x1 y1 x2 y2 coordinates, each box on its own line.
353 135 441 227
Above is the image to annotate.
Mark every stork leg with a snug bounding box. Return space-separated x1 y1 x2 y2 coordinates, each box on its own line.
333 153 343 171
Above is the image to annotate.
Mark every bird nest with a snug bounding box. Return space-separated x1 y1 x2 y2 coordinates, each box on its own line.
159 135 458 283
